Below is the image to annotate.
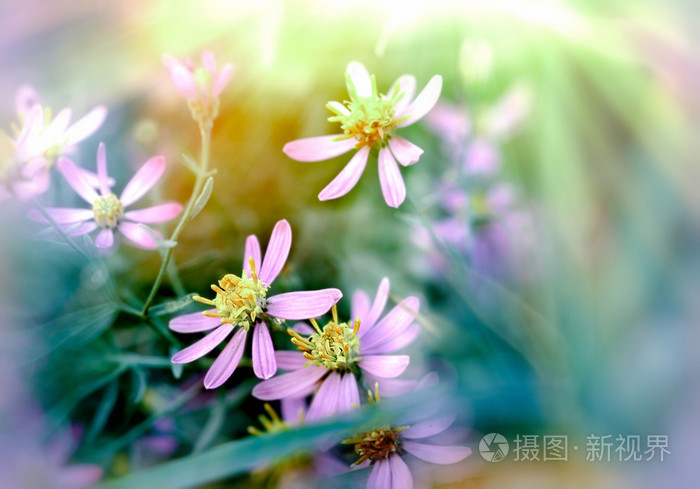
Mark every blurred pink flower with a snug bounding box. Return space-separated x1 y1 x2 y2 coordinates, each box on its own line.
1 86 107 202
169 219 342 389
163 51 234 121
283 62 442 208
252 278 421 421
29 143 182 250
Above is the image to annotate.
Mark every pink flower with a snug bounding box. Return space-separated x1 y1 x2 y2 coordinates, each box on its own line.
1 86 107 202
283 62 442 208
29 143 182 250
163 51 234 121
252 278 421 422
347 414 471 489
169 219 342 389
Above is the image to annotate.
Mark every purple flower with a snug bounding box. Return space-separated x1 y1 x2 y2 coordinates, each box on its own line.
283 62 442 208
347 414 471 489
252 278 421 422
1 86 106 203
29 143 182 250
169 219 342 389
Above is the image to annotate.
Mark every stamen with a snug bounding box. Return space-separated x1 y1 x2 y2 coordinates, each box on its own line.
196 270 270 331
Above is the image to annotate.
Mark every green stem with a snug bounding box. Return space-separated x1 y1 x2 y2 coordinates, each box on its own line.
141 122 212 316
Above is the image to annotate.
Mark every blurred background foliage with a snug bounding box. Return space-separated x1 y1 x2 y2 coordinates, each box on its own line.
1 0 698 487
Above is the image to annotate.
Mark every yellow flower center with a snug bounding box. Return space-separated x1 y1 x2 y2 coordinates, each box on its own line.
92 193 123 228
194 258 269 331
346 427 405 466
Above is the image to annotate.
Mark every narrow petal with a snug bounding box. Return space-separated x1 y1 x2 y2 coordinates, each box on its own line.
359 355 409 379
402 415 456 440
361 297 419 354
346 61 372 97
389 454 413 489
280 397 307 425
293 322 315 335
397 75 443 127
282 135 355 162
337 373 360 413
38 108 71 153
367 459 391 489
266 289 342 320
76 166 115 189
12 168 50 200
124 202 182 223
120 155 166 206
378 147 406 208
260 219 292 284
96 142 110 195
401 442 472 465
388 136 423 167
57 157 99 204
351 290 370 330
306 372 342 422
363 375 418 397
212 63 234 97
66 221 98 236
318 146 369 201
252 322 277 379
201 51 217 74
171 324 234 364
118 222 158 249
94 228 114 249
327 101 350 116
363 324 420 355
243 234 262 277
275 350 307 370
163 54 197 100
169 310 221 333
204 328 247 389
28 207 93 224
15 85 39 117
364 277 390 335
388 75 417 115
64 106 107 147
252 366 327 400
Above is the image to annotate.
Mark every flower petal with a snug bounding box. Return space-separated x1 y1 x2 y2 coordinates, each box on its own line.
363 324 420 355
66 221 98 236
378 147 406 208
280 397 307 425
360 296 419 354
293 322 315 335
171 323 234 364
402 415 456 440
243 234 262 278
363 375 418 397
401 441 472 465
351 290 370 328
367 459 391 489
53 465 103 489
57 157 99 204
346 61 372 97
252 366 327 400
201 51 217 74
94 228 114 249
260 219 291 284
364 277 390 336
124 202 182 223
388 136 423 167
252 322 277 379
337 373 360 414
266 289 342 320
163 54 197 100
388 75 416 115
283 135 355 162
397 75 443 127
64 106 107 147
306 372 342 422
95 142 110 195
119 155 166 206
389 454 413 489
318 146 369 201
118 222 158 249
39 108 71 153
275 350 307 370
204 327 248 389
212 63 234 97
359 355 409 379
15 85 39 118
169 310 221 333
12 167 50 200
28 207 93 224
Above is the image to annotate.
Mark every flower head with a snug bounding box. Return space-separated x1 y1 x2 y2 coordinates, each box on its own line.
283 62 442 208
29 143 182 250
1 86 107 202
163 51 234 124
169 219 342 389
252 278 421 422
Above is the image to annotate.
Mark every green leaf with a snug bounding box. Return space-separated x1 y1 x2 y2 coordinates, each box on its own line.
86 380 119 444
149 294 197 317
192 394 227 454
190 176 214 220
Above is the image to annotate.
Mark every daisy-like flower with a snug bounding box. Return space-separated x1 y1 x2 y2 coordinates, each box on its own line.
282 62 442 208
1 86 107 202
163 51 234 123
346 396 471 489
169 219 342 389
252 278 421 422
29 143 182 250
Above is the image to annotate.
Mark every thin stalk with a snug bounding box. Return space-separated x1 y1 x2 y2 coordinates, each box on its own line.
141 122 212 316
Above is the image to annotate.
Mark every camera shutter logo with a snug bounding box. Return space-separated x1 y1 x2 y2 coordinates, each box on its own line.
479 433 509 462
